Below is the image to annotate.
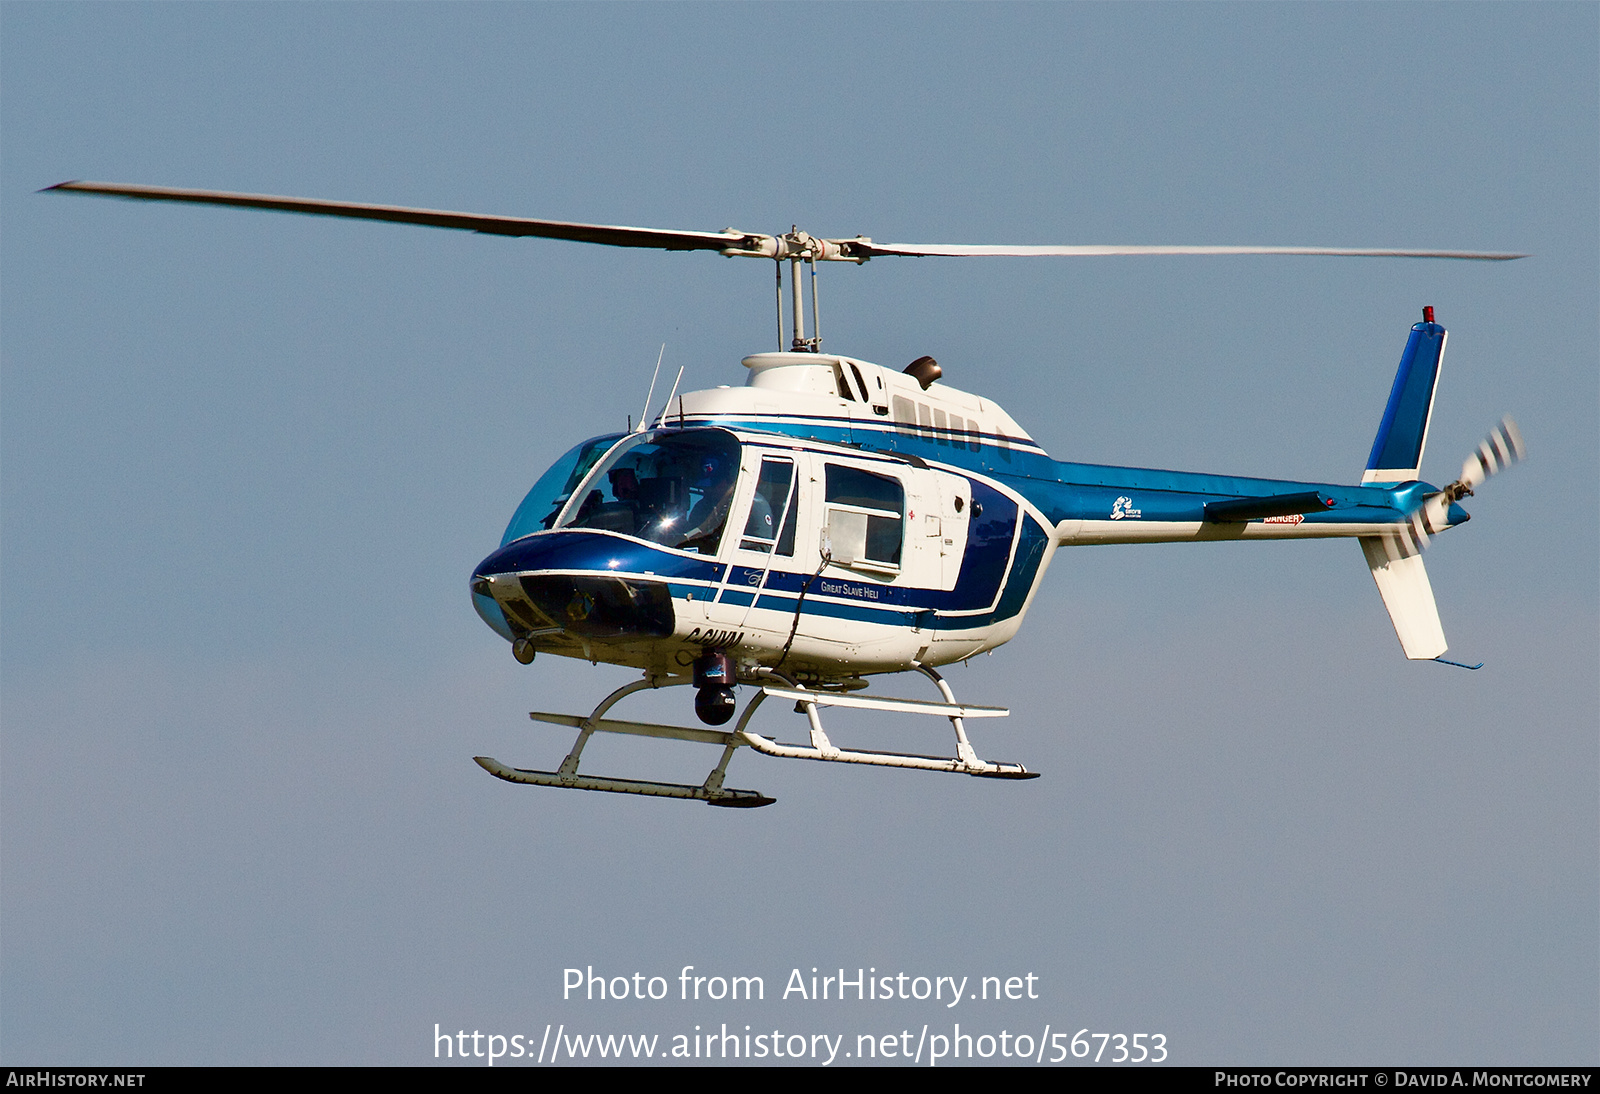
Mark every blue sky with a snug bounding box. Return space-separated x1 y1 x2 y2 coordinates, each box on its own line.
3 3 1595 1064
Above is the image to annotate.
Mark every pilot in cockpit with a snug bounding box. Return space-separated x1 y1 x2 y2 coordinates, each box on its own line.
678 453 738 552
607 466 639 505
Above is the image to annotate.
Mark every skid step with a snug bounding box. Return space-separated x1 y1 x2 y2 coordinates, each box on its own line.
474 757 774 807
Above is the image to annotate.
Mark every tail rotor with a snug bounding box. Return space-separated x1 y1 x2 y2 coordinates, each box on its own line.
1362 415 1525 663
1401 416 1525 553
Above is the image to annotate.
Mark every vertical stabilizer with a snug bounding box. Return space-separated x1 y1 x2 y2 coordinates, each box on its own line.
1359 537 1447 659
1363 310 1447 484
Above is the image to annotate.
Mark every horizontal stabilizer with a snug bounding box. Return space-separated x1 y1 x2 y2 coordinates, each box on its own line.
1203 491 1335 522
1359 537 1447 659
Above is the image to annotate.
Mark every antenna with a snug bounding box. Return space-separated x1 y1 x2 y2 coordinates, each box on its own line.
656 364 685 429
635 344 665 433
774 262 783 351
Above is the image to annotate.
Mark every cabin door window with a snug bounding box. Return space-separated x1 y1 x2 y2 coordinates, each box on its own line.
738 457 798 557
823 463 904 574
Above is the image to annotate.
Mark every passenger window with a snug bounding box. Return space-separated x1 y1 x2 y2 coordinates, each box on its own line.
933 408 949 446
825 464 903 571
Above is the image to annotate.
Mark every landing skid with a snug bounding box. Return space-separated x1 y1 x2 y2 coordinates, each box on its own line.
473 757 774 808
474 676 772 807
473 666 1037 807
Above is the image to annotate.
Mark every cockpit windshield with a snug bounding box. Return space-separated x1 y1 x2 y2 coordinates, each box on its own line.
500 433 625 546
556 429 744 555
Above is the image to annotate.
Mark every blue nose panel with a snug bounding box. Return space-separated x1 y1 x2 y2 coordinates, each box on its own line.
474 530 722 584
471 530 690 642
472 590 515 641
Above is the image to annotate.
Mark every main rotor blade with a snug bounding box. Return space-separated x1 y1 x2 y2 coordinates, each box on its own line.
46 182 1527 262
845 242 1528 261
45 181 760 253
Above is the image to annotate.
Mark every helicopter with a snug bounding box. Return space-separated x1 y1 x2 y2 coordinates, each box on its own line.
47 181 1527 808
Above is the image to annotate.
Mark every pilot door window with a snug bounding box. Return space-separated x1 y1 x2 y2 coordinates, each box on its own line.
823 463 903 573
738 457 798 557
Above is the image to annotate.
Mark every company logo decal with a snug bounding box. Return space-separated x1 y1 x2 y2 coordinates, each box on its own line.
1109 496 1142 520
819 580 881 601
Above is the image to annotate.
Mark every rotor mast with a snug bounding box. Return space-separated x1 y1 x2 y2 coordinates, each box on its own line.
745 227 864 352
779 244 824 353
790 252 807 351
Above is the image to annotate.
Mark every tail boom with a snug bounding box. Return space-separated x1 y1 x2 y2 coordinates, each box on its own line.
1011 469 1453 547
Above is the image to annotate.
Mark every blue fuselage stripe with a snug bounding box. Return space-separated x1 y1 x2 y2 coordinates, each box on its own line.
687 413 1430 526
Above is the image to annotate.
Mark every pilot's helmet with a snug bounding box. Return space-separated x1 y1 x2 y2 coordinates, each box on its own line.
697 453 732 484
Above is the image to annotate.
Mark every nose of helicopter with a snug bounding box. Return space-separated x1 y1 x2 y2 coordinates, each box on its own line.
470 531 678 644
